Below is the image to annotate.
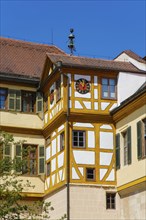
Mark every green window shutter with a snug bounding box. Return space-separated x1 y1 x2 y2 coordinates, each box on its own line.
116 133 120 169
36 92 43 113
3 144 11 172
38 145 45 174
8 90 21 111
137 121 142 159
127 126 132 164
8 90 16 110
15 144 22 172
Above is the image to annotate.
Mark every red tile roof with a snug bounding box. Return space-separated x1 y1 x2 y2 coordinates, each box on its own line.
0 37 66 79
114 50 146 64
46 53 145 73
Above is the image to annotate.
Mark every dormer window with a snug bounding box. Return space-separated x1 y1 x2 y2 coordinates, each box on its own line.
56 78 61 102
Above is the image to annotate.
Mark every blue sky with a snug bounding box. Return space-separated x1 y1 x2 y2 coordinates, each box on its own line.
1 0 146 59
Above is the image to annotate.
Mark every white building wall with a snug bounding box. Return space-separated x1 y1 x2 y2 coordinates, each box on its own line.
117 72 146 105
70 185 120 220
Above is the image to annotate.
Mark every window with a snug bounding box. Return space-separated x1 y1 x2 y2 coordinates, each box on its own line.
2 144 12 172
60 132 65 151
8 90 21 111
22 145 37 175
15 144 22 172
0 88 7 109
36 92 43 113
123 131 128 165
102 78 116 99
116 134 120 170
22 91 36 112
86 168 95 181
38 146 45 174
137 118 146 159
46 162 51 176
44 95 48 112
73 131 85 148
56 78 61 102
122 127 131 166
106 193 116 209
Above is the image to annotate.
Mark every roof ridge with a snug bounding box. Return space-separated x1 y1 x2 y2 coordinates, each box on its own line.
0 37 65 53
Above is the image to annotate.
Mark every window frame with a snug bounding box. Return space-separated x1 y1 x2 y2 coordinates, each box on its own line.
60 132 65 151
72 130 86 149
46 162 51 176
0 88 8 110
101 78 117 100
22 144 38 176
86 168 95 181
21 91 36 113
106 193 116 210
137 118 146 159
56 77 61 102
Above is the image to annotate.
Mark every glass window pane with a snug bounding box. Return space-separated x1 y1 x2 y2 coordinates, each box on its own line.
102 79 108 85
109 79 115 86
39 158 44 173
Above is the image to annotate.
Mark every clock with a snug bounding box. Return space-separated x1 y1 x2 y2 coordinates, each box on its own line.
75 78 90 94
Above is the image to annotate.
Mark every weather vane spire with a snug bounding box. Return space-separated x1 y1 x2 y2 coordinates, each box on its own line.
68 28 75 55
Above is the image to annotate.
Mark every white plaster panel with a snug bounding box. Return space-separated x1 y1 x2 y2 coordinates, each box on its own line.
69 100 72 108
94 76 98 85
109 103 118 111
75 101 83 109
100 132 113 149
72 167 80 179
57 135 60 152
100 169 108 180
52 174 55 186
100 152 112 165
58 152 64 168
51 158 56 172
83 101 91 109
52 138 57 156
101 102 110 110
94 102 98 110
46 146 51 160
88 131 95 148
45 113 48 124
74 74 91 81
47 177 50 187
50 113 52 119
106 169 115 181
45 181 48 190
78 167 84 176
58 124 64 132
94 89 98 99
69 87 72 97
67 73 71 84
73 151 95 165
100 124 112 129
59 169 63 181
73 122 94 128
75 91 91 98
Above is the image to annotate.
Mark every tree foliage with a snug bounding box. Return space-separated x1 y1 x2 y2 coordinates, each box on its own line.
0 131 61 220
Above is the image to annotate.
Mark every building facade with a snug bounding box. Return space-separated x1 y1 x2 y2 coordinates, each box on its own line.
0 37 146 219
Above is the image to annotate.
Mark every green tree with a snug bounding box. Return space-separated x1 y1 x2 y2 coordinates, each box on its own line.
0 131 60 220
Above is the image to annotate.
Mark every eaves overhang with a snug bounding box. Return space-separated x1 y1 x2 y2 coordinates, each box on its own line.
0 72 40 86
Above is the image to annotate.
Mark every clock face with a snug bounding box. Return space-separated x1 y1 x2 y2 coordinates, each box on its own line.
75 78 90 94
